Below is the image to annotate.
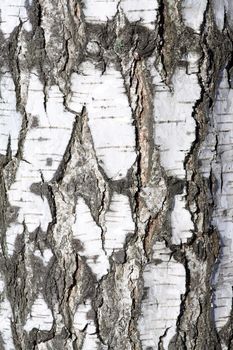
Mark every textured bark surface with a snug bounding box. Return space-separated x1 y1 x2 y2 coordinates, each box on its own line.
0 0 233 349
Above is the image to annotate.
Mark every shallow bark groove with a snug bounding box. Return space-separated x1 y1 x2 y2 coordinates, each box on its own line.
0 0 232 349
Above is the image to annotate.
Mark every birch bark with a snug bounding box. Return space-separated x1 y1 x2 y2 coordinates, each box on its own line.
0 1 232 349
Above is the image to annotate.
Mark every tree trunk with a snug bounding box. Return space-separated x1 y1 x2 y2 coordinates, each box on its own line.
0 0 232 349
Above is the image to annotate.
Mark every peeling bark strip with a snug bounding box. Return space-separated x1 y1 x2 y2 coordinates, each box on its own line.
0 0 233 349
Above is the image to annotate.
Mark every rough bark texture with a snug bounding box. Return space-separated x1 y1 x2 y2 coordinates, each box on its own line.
0 0 233 349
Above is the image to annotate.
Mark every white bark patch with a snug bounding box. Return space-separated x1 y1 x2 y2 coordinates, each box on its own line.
0 72 22 156
68 61 136 180
171 189 194 245
0 280 14 350
74 300 100 350
0 0 31 38
6 73 75 254
221 343 228 350
83 0 158 29
214 118 233 328
213 0 233 31
36 341 54 350
151 63 200 179
213 1 223 30
120 0 158 29
199 71 233 330
186 52 201 75
83 0 117 23
0 299 14 350
105 193 135 256
7 161 51 237
138 241 185 350
72 197 109 280
74 300 92 331
24 294 53 332
212 0 225 30
227 1 233 28
34 249 53 266
72 193 134 278
24 75 75 182
182 0 207 32
214 241 233 330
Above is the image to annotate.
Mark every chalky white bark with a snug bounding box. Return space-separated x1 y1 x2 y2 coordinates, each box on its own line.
150 59 200 179
83 0 158 29
34 249 53 266
24 294 53 332
213 0 233 31
0 72 22 156
6 72 75 254
0 279 14 350
182 0 207 32
0 0 31 38
171 189 194 245
68 62 136 180
138 242 186 349
73 197 109 280
199 70 233 330
72 193 134 279
105 193 135 256
74 300 102 350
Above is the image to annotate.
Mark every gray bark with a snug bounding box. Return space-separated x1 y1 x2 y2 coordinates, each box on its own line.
0 0 232 349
